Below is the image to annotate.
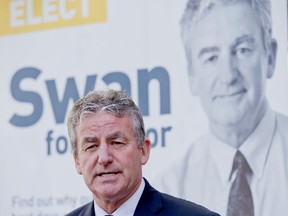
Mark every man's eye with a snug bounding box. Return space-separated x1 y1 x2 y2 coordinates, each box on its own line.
84 144 97 152
112 141 124 145
111 141 125 148
235 47 252 58
204 55 218 64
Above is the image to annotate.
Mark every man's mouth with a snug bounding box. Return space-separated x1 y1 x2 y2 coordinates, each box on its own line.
217 89 246 98
97 172 119 177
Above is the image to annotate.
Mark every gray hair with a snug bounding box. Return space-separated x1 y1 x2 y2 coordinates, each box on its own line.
180 0 272 75
67 89 146 155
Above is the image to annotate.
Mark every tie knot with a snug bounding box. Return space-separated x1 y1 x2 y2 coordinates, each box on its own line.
232 151 252 176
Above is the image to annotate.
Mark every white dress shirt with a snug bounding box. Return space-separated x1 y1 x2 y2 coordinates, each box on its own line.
94 178 145 216
156 107 288 216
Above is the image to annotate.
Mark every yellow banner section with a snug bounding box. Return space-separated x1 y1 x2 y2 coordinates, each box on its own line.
0 0 107 35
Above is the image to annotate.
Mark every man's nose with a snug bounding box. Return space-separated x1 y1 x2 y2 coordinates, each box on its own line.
218 55 238 84
98 144 112 165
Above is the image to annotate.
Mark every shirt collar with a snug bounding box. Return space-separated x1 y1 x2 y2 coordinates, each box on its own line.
240 106 276 181
209 106 276 187
94 178 145 216
209 132 235 188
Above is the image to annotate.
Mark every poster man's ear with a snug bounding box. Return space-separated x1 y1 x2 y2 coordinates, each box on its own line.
267 38 277 79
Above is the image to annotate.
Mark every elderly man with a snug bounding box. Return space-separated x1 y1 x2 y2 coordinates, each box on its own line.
157 0 288 216
65 89 219 216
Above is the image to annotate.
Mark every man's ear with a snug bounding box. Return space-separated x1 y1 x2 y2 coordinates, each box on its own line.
267 38 277 79
140 138 151 165
189 74 199 96
74 153 83 175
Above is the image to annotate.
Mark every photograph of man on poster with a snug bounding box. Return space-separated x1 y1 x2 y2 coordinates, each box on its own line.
157 0 288 216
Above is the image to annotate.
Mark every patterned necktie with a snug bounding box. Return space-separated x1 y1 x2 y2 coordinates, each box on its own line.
227 151 254 216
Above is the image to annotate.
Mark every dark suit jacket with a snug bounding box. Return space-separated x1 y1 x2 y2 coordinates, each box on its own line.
65 179 220 216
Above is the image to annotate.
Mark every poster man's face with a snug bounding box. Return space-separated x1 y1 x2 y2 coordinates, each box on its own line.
188 1 276 128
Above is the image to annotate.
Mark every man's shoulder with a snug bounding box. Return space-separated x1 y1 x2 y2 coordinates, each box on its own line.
142 179 219 216
276 112 288 126
275 112 288 136
160 192 219 216
152 135 210 197
64 201 93 216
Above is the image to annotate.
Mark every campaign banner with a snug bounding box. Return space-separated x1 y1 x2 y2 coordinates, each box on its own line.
0 0 287 215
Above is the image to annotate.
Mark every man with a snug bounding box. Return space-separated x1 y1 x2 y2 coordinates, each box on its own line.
157 0 288 216
65 89 219 216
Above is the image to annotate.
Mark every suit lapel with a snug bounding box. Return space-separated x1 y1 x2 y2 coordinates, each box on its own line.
134 179 163 215
80 180 162 216
79 201 95 216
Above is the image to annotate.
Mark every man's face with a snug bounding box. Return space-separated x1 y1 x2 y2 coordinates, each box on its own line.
74 111 150 204
188 1 276 127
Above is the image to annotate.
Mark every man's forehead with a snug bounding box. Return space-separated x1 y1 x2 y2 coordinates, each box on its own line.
188 3 260 49
78 111 133 131
81 130 126 142
191 0 254 24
